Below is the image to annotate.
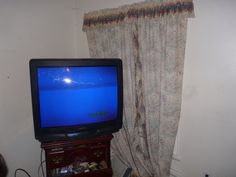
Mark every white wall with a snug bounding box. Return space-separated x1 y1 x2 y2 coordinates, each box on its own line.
179 0 236 177
0 0 75 176
75 1 236 177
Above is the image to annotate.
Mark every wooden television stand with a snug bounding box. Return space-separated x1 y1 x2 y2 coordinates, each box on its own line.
41 135 113 177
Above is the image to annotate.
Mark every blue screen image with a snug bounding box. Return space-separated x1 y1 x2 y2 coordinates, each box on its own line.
37 66 118 128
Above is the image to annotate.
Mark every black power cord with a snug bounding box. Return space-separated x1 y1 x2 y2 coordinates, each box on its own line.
14 168 31 177
123 167 132 177
14 149 45 177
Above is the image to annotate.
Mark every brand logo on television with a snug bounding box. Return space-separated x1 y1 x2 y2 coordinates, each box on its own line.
89 111 108 117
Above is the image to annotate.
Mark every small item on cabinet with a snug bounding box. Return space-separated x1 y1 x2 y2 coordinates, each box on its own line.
68 165 73 173
51 169 56 176
60 167 68 174
89 162 98 171
98 160 108 169
80 162 89 169
73 166 85 174
73 161 90 174
51 167 60 177
52 166 73 177
60 166 73 176
84 169 90 173
73 161 80 170
73 157 86 166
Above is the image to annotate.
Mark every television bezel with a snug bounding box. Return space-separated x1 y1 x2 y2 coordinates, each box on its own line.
30 58 123 142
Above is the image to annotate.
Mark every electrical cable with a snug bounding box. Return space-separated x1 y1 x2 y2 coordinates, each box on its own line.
123 167 132 177
14 168 31 177
38 160 46 177
40 148 45 177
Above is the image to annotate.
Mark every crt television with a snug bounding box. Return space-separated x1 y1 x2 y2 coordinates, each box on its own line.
30 58 123 142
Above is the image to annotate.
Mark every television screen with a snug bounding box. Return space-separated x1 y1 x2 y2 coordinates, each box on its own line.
30 59 123 142
38 66 118 128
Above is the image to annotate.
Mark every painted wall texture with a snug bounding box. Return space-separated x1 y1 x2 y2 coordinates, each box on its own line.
180 0 236 176
0 0 74 176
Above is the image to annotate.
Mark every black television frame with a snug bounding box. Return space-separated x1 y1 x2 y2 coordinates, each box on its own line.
30 58 123 142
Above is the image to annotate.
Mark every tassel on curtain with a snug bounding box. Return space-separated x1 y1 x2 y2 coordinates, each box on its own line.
83 1 194 177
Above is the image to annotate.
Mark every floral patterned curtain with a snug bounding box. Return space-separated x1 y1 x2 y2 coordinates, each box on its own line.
83 1 194 176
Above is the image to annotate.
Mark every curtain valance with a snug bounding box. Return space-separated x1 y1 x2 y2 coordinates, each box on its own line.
83 0 194 31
